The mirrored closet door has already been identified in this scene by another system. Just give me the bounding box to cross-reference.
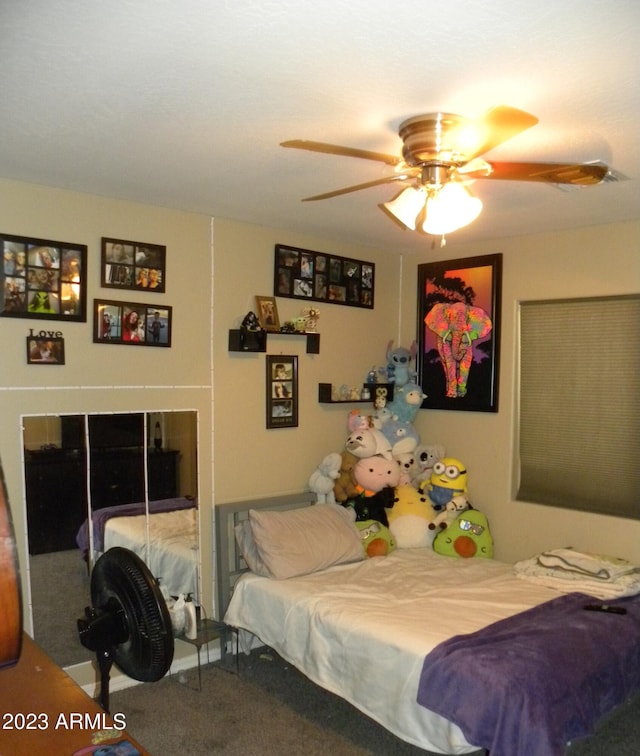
[22,410,199,668]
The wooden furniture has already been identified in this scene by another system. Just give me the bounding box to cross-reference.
[0,463,21,668]
[0,634,148,755]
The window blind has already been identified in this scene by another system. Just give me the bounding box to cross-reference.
[517,295,640,519]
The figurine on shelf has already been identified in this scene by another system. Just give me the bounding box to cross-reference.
[302,306,320,332]
[239,311,265,351]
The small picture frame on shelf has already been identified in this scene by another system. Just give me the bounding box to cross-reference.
[26,336,65,364]
[255,295,280,332]
[266,355,298,429]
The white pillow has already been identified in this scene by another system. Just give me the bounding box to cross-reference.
[236,503,364,580]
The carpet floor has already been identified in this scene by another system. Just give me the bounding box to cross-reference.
[109,647,640,756]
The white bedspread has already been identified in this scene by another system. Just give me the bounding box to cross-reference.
[224,548,571,754]
[104,508,199,598]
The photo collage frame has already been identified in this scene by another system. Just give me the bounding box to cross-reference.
[93,299,172,347]
[274,243,374,309]
[1,233,87,322]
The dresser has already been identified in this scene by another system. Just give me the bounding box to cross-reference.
[25,447,179,554]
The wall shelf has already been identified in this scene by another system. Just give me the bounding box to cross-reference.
[318,383,394,404]
[228,329,320,354]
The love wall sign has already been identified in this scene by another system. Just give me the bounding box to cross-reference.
[25,328,66,365]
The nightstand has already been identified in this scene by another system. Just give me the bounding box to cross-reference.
[179,617,238,689]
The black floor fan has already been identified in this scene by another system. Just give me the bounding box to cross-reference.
[78,547,174,712]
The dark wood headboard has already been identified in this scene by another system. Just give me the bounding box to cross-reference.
[213,492,317,619]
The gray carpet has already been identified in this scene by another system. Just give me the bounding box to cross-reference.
[109,648,640,755]
[30,548,93,667]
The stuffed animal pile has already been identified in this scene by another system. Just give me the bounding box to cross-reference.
[308,341,494,559]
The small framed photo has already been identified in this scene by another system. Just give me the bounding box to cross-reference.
[26,336,65,364]
[266,355,298,429]
[93,299,172,347]
[101,237,166,293]
[255,295,280,332]
[1,232,87,322]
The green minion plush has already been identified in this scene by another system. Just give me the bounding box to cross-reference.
[433,508,493,559]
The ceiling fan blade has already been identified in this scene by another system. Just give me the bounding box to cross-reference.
[470,161,609,185]
[301,174,413,202]
[281,140,401,166]
[468,105,539,160]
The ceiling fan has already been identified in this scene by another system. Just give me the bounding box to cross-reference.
[281,105,609,237]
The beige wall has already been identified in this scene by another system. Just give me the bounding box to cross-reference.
[1,176,639,683]
[399,220,640,563]
[211,218,401,502]
[0,180,214,681]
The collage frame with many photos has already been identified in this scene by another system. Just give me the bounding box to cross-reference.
[101,237,166,293]
[274,243,374,309]
[1,233,87,321]
[94,299,172,347]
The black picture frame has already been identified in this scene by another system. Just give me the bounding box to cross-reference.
[1,233,87,322]
[93,299,172,347]
[417,253,502,413]
[26,336,65,365]
[274,243,374,309]
[266,355,298,428]
[101,237,166,293]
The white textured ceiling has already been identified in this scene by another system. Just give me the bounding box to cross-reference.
[1,1,638,254]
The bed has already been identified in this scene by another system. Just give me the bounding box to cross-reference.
[216,494,640,756]
[76,496,199,598]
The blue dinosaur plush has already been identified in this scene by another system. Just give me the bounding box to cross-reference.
[385,340,418,387]
[385,381,427,424]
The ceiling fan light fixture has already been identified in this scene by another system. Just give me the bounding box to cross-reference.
[382,185,426,230]
[422,182,482,235]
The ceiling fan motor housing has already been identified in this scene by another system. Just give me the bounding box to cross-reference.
[399,113,471,166]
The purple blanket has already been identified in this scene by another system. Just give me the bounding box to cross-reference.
[417,591,640,756]
[75,496,196,553]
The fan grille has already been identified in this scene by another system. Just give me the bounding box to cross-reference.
[91,547,173,682]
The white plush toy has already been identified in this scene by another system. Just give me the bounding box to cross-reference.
[308,452,342,504]
[345,427,392,460]
[428,494,470,531]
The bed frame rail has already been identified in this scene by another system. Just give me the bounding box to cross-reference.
[214,492,317,620]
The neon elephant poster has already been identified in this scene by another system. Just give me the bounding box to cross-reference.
[417,253,502,412]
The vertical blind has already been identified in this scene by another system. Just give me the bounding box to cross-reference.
[517,295,640,519]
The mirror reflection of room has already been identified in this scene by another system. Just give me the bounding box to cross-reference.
[23,410,199,669]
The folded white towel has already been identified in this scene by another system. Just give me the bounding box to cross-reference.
[514,548,640,599]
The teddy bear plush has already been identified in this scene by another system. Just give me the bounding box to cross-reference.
[386,483,436,548]
[411,443,446,489]
[308,452,342,505]
[345,427,392,460]
[428,494,470,530]
[344,454,400,526]
[380,418,420,457]
[393,449,417,486]
[385,340,418,387]
[333,450,360,503]
[433,508,493,559]
[385,381,427,424]
[355,519,396,557]
[420,457,467,511]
